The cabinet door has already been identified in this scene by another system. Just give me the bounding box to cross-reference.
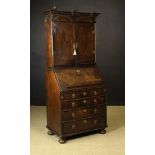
[76,23,95,64]
[53,20,74,65]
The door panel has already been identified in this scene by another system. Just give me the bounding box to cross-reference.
[76,23,95,64]
[53,22,74,65]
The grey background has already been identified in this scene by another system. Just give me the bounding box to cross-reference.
[30,0,125,105]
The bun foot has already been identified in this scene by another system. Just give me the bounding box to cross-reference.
[99,129,106,134]
[47,130,55,135]
[58,138,66,144]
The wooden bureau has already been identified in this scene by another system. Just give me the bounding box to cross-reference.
[44,8,107,143]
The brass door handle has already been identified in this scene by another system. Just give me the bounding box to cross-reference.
[75,42,78,48]
[73,43,77,56]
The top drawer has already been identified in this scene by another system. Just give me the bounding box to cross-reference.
[61,88,90,100]
[61,86,105,100]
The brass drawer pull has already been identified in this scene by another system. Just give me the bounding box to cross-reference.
[72,112,75,118]
[94,91,97,95]
[83,92,87,96]
[94,108,97,113]
[93,98,97,103]
[83,100,87,104]
[72,124,75,129]
[83,109,87,112]
[83,120,87,124]
[72,93,75,98]
[94,120,98,124]
[72,102,75,107]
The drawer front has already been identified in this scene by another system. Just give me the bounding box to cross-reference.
[63,117,105,134]
[63,121,77,134]
[62,88,90,100]
[90,96,105,105]
[62,96,105,110]
[62,105,105,121]
[77,117,105,132]
[62,98,90,110]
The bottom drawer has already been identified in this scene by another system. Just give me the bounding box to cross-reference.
[62,117,105,135]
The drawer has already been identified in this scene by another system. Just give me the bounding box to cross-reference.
[62,105,105,121]
[62,96,105,110]
[61,88,90,100]
[90,86,105,96]
[90,96,105,105]
[77,117,105,132]
[63,117,105,134]
[62,98,90,110]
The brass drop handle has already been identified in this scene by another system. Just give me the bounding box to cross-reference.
[94,91,97,95]
[72,102,75,107]
[94,120,98,124]
[83,92,87,96]
[93,98,97,103]
[94,108,97,113]
[72,124,75,129]
[72,93,75,98]
[72,112,75,118]
[83,120,87,124]
[83,100,87,104]
[83,109,87,113]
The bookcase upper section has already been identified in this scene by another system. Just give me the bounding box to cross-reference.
[44,9,100,68]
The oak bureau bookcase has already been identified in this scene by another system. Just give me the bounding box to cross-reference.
[44,8,107,144]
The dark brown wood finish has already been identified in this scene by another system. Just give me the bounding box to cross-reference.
[44,9,107,144]
[76,23,95,64]
[44,16,53,68]
[53,21,75,65]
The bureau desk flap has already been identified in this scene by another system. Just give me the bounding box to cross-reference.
[54,66,104,89]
